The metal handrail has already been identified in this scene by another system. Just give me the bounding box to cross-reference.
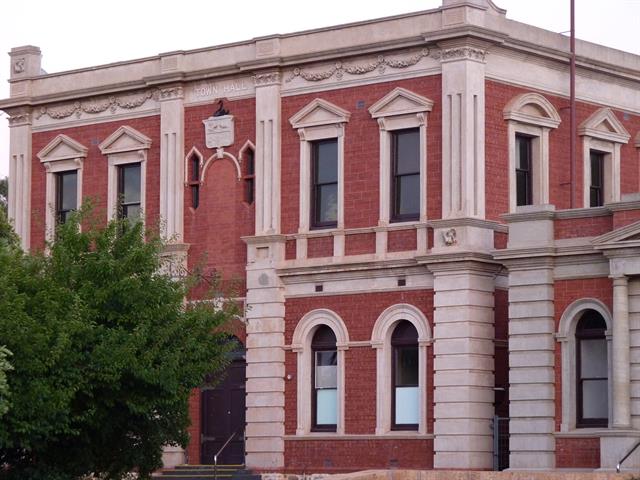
[616,438,640,473]
[214,428,239,480]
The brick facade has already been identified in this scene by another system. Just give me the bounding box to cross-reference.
[5,0,640,474]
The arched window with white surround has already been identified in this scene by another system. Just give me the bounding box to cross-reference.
[557,299,612,431]
[291,309,349,435]
[371,304,431,434]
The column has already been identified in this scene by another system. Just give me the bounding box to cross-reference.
[440,41,486,220]
[431,262,496,469]
[507,265,556,469]
[158,85,185,243]
[244,70,285,469]
[612,275,631,429]
[7,109,32,250]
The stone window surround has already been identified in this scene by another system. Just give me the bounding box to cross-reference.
[556,298,613,432]
[371,304,431,435]
[37,134,88,242]
[369,87,433,227]
[99,126,151,222]
[579,108,631,208]
[291,308,349,436]
[503,92,561,213]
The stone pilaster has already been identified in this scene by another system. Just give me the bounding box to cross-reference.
[612,275,631,429]
[428,258,497,470]
[7,108,32,251]
[158,84,185,243]
[244,70,285,470]
[244,237,285,470]
[254,72,281,235]
[496,207,556,470]
[439,40,486,220]
[506,264,556,469]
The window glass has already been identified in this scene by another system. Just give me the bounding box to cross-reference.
[118,163,141,220]
[56,171,77,224]
[576,310,608,427]
[244,149,255,205]
[312,325,337,430]
[590,151,604,207]
[312,139,338,228]
[516,135,532,206]
[391,321,419,429]
[392,128,420,221]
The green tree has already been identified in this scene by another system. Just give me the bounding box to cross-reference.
[0,346,12,418]
[0,176,7,216]
[0,209,234,480]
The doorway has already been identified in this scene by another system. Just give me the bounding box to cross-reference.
[201,347,246,465]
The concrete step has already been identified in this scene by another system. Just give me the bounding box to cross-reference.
[325,470,637,480]
[154,464,261,480]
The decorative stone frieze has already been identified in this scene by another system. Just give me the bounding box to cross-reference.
[254,72,281,87]
[159,86,184,101]
[35,88,159,120]
[435,46,487,63]
[286,49,431,83]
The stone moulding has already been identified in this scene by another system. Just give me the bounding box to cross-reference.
[35,88,160,120]
[286,48,432,83]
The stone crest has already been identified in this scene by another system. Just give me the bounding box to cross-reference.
[202,115,234,149]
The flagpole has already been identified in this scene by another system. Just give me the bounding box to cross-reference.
[570,0,576,208]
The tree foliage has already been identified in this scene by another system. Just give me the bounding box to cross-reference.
[0,209,235,479]
[0,176,7,216]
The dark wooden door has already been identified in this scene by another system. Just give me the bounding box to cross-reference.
[201,356,246,465]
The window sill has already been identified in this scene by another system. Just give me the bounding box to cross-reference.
[555,428,639,438]
[284,432,433,441]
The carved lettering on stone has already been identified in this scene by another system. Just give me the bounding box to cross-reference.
[203,115,234,149]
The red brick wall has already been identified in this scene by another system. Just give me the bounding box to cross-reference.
[554,215,612,240]
[388,229,417,252]
[187,389,202,464]
[30,116,161,251]
[184,98,256,289]
[284,290,434,443]
[345,232,375,256]
[554,278,613,431]
[307,236,333,258]
[281,76,442,235]
[613,209,640,230]
[556,437,600,469]
[485,80,640,219]
[283,438,434,472]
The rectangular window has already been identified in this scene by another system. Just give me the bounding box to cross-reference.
[391,128,420,222]
[189,155,200,210]
[516,134,533,206]
[590,151,604,208]
[118,163,141,220]
[55,170,78,224]
[311,139,338,229]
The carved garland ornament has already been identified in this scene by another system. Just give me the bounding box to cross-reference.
[35,88,160,120]
[286,48,431,83]
[434,47,487,62]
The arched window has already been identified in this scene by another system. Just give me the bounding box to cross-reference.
[391,321,419,430]
[576,310,608,428]
[312,325,337,432]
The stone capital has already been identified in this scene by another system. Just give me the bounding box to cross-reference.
[253,71,281,87]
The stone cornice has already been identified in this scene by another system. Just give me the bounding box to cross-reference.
[241,234,287,245]
[429,217,507,232]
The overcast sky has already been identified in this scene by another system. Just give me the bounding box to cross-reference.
[1,0,639,178]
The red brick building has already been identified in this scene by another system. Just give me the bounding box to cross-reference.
[3,0,640,472]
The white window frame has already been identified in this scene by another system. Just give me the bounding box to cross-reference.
[579,108,630,208]
[37,134,87,242]
[371,303,431,435]
[503,93,561,212]
[556,298,612,432]
[291,308,349,435]
[98,126,151,221]
[369,87,433,226]
[289,98,350,234]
